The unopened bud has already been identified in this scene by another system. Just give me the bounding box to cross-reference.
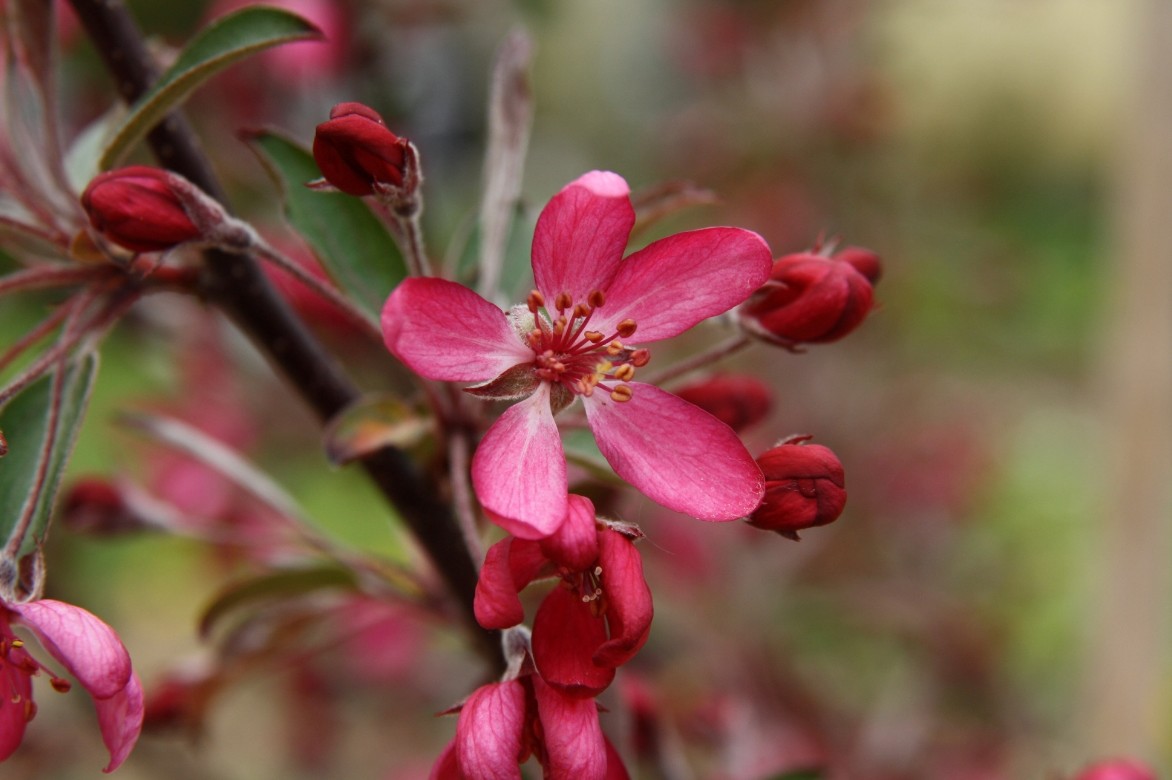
[834,245,882,283]
[737,249,877,348]
[81,166,202,253]
[747,437,846,539]
[1073,759,1158,780]
[60,478,143,535]
[312,102,417,204]
[674,374,772,432]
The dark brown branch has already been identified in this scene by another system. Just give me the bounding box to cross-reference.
[66,0,499,669]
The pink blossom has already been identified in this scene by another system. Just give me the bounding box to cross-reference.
[474,495,652,698]
[431,672,628,780]
[383,171,771,537]
[0,599,143,772]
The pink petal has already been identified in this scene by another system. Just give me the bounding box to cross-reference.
[96,672,143,773]
[0,662,32,762]
[593,529,652,668]
[539,494,600,572]
[532,587,614,698]
[507,539,554,589]
[583,383,764,520]
[472,386,568,538]
[456,680,526,780]
[533,675,607,780]
[13,600,131,700]
[429,739,465,780]
[591,228,772,343]
[474,539,526,630]
[603,735,632,780]
[532,171,633,305]
[381,277,532,382]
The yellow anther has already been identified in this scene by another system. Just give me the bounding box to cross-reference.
[584,330,604,343]
[610,385,633,403]
[613,364,635,381]
[606,341,624,356]
[10,640,22,649]
[593,565,603,576]
[573,303,591,319]
[588,289,606,308]
[527,290,545,312]
[555,292,573,311]
[596,360,613,374]
[616,319,637,338]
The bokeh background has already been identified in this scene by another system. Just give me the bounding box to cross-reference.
[3,0,1169,777]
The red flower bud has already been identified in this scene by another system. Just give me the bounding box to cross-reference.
[738,250,876,348]
[1073,759,1158,780]
[80,166,202,253]
[748,437,846,539]
[833,245,882,283]
[674,374,773,432]
[312,102,411,197]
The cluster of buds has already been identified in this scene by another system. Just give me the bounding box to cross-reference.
[311,102,421,216]
[738,244,881,349]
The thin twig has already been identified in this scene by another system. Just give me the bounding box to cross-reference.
[641,333,752,387]
[447,431,484,567]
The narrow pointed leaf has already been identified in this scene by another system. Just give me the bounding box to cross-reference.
[198,565,358,639]
[245,130,405,318]
[323,395,432,466]
[0,352,98,554]
[99,7,323,169]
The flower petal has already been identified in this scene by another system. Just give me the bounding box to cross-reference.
[591,228,772,343]
[430,739,465,780]
[382,277,532,382]
[0,661,32,762]
[603,735,632,780]
[472,386,568,538]
[539,494,600,572]
[533,675,607,780]
[584,383,764,520]
[532,586,614,698]
[474,539,526,630]
[456,680,526,780]
[13,600,131,700]
[593,529,652,668]
[96,672,144,773]
[532,171,633,304]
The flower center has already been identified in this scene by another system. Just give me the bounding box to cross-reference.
[524,289,649,403]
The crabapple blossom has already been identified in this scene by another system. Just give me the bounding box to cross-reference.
[313,102,414,198]
[80,166,202,253]
[747,436,846,540]
[1073,759,1159,780]
[0,599,143,772]
[474,495,652,697]
[382,171,771,537]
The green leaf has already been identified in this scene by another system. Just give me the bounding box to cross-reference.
[245,130,406,318]
[323,395,432,467]
[0,352,99,555]
[99,7,322,169]
[199,565,358,639]
[764,769,825,780]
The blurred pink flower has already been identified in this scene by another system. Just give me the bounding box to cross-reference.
[1074,759,1158,780]
[383,171,770,537]
[0,599,143,772]
[474,495,652,698]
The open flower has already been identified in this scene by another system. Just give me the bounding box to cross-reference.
[0,599,143,772]
[382,171,771,537]
[474,495,652,698]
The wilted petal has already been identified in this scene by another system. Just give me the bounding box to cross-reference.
[532,171,633,304]
[532,587,614,698]
[95,672,144,773]
[474,539,526,630]
[591,228,771,343]
[13,600,131,700]
[593,529,652,668]
[584,384,764,520]
[472,386,567,538]
[539,494,600,572]
[0,662,33,762]
[382,277,532,383]
[456,680,527,780]
[533,675,607,780]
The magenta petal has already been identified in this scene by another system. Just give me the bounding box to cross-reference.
[532,587,614,698]
[472,386,568,538]
[603,735,632,780]
[381,277,532,382]
[474,539,525,630]
[533,675,607,780]
[0,662,32,762]
[593,529,652,668]
[539,494,600,572]
[584,384,764,520]
[13,600,131,700]
[456,680,526,780]
[532,171,634,304]
[96,672,143,773]
[430,739,465,780]
[591,227,772,343]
